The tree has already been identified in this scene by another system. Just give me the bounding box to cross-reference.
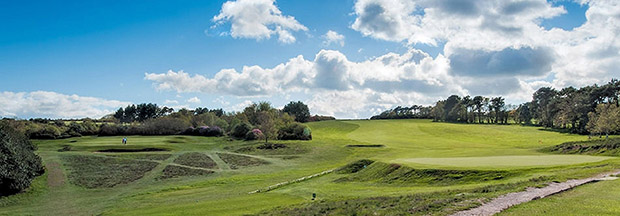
[257,111,277,143]
[490,97,505,124]
[532,87,558,127]
[472,96,484,123]
[0,121,45,196]
[516,102,532,125]
[444,95,461,122]
[282,101,311,123]
[587,103,620,138]
[462,96,472,123]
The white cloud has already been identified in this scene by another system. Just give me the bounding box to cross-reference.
[164,99,179,104]
[0,91,130,119]
[187,97,201,104]
[213,0,308,44]
[322,30,345,46]
[146,1,620,118]
[232,100,254,111]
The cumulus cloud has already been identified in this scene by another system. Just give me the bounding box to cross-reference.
[322,30,345,46]
[187,97,201,104]
[351,0,565,49]
[0,91,130,119]
[449,47,555,77]
[164,99,179,104]
[145,48,469,118]
[145,0,620,118]
[213,0,308,43]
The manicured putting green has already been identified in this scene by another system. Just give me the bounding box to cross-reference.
[393,155,612,168]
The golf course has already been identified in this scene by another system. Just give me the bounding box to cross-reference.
[1,119,618,215]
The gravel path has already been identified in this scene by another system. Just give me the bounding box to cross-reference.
[451,170,620,216]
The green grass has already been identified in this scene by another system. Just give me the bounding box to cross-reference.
[173,152,218,169]
[160,165,215,179]
[1,119,619,215]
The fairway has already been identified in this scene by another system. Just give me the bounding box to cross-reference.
[2,119,619,215]
[394,155,612,169]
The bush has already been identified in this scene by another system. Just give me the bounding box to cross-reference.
[139,117,190,135]
[206,126,224,137]
[278,122,312,140]
[0,122,45,196]
[245,129,263,141]
[231,122,252,139]
[28,124,62,139]
[98,124,124,136]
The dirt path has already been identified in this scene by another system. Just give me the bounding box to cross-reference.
[451,171,620,216]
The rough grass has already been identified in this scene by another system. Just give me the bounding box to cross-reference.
[261,176,552,216]
[336,159,375,174]
[159,165,215,180]
[61,155,158,188]
[336,162,511,185]
[217,153,269,169]
[173,152,218,169]
[106,153,172,161]
[543,137,620,156]
[234,142,309,155]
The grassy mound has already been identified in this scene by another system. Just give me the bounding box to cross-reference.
[97,148,169,153]
[159,165,214,179]
[336,162,509,185]
[543,138,620,156]
[336,159,375,174]
[217,153,269,169]
[106,154,172,161]
[173,152,218,169]
[234,142,309,155]
[61,155,158,188]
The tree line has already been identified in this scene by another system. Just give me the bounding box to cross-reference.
[371,79,620,136]
[3,101,333,141]
[370,105,433,119]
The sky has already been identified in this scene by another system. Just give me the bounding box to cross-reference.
[0,0,618,119]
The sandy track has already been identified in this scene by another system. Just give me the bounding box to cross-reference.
[451,171,620,216]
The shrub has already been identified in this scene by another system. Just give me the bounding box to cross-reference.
[139,117,190,135]
[245,128,263,140]
[28,124,62,139]
[231,122,252,139]
[278,122,312,140]
[98,124,124,136]
[206,126,224,137]
[0,122,44,196]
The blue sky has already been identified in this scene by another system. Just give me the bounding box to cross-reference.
[1,0,618,119]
